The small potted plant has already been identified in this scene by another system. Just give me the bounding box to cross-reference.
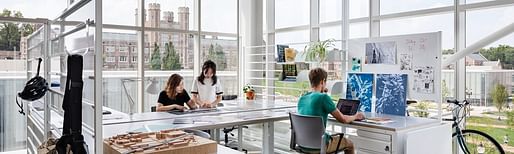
[243,84,255,100]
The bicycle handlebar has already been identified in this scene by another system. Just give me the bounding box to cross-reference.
[446,99,469,106]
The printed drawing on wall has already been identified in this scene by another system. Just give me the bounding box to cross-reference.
[400,53,412,70]
[346,73,374,112]
[412,66,434,94]
[376,74,407,116]
[351,57,362,72]
[365,41,397,64]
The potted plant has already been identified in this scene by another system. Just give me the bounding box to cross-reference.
[243,84,255,100]
[303,39,335,63]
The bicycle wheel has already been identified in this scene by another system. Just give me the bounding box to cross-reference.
[452,129,505,154]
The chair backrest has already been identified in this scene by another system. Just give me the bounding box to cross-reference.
[289,112,326,149]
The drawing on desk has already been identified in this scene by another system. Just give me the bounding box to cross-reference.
[412,66,434,94]
[376,74,407,116]
[346,73,374,112]
[362,117,393,124]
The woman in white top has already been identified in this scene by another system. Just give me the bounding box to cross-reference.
[191,60,223,108]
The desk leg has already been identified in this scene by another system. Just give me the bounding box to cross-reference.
[262,122,274,154]
[238,125,243,151]
[215,128,221,143]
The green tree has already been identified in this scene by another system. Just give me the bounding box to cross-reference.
[491,83,509,120]
[162,42,181,70]
[0,9,34,52]
[507,110,514,130]
[214,44,226,70]
[150,43,161,70]
[442,48,454,55]
[206,44,227,70]
[480,45,514,69]
[414,101,430,118]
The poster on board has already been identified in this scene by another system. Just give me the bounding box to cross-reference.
[412,66,435,94]
[346,73,374,112]
[376,74,407,116]
[400,53,413,70]
[365,41,397,64]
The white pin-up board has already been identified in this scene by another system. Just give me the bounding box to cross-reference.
[347,32,442,103]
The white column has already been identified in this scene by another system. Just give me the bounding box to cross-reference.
[240,0,264,98]
[94,0,104,153]
[137,0,145,113]
[194,0,201,78]
[310,0,320,42]
[369,0,380,37]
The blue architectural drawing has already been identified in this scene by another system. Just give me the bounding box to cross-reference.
[346,73,374,112]
[376,74,407,116]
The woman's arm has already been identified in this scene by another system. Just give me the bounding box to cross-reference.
[156,103,184,111]
[209,95,222,108]
[186,99,198,109]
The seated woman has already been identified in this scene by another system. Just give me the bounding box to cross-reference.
[156,74,197,112]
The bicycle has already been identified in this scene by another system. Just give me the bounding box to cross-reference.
[445,99,505,154]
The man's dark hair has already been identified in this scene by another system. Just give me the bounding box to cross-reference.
[309,68,328,87]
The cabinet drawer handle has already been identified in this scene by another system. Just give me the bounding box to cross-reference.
[385,146,390,151]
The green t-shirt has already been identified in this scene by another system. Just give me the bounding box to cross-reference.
[297,91,336,149]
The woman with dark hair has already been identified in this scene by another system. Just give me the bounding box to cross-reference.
[156,74,197,112]
[191,60,223,108]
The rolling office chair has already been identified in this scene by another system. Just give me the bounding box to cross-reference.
[219,95,249,152]
[289,112,344,154]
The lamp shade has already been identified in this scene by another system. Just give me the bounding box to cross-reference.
[326,80,344,96]
[145,78,159,95]
[296,70,310,83]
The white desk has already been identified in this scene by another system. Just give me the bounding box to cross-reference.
[329,112,452,154]
[27,100,296,154]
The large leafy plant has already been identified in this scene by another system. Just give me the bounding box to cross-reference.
[303,39,335,62]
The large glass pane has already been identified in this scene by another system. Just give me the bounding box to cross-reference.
[200,35,239,95]
[320,0,342,23]
[380,13,454,50]
[201,0,237,33]
[99,29,140,114]
[0,0,66,19]
[144,30,196,112]
[349,0,369,19]
[144,0,196,31]
[380,0,453,15]
[103,0,138,26]
[275,0,309,29]
[349,22,369,39]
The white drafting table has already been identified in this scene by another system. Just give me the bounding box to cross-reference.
[328,112,452,154]
[28,99,297,154]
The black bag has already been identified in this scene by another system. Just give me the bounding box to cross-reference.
[17,58,48,115]
[56,55,88,153]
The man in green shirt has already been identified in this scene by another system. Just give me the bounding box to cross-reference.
[298,68,365,154]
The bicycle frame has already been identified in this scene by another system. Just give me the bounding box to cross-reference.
[449,101,472,154]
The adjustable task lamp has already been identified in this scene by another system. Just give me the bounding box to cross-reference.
[121,78,159,115]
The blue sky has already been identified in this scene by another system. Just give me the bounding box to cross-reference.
[2,0,513,49]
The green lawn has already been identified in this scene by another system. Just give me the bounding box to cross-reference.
[483,111,508,117]
[466,125,514,147]
[467,116,507,126]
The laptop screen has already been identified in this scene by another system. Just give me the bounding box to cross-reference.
[336,99,360,115]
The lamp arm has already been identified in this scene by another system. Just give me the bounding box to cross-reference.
[121,80,136,114]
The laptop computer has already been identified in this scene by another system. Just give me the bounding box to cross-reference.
[336,99,360,115]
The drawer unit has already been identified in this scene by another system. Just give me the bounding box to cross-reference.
[349,130,392,154]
